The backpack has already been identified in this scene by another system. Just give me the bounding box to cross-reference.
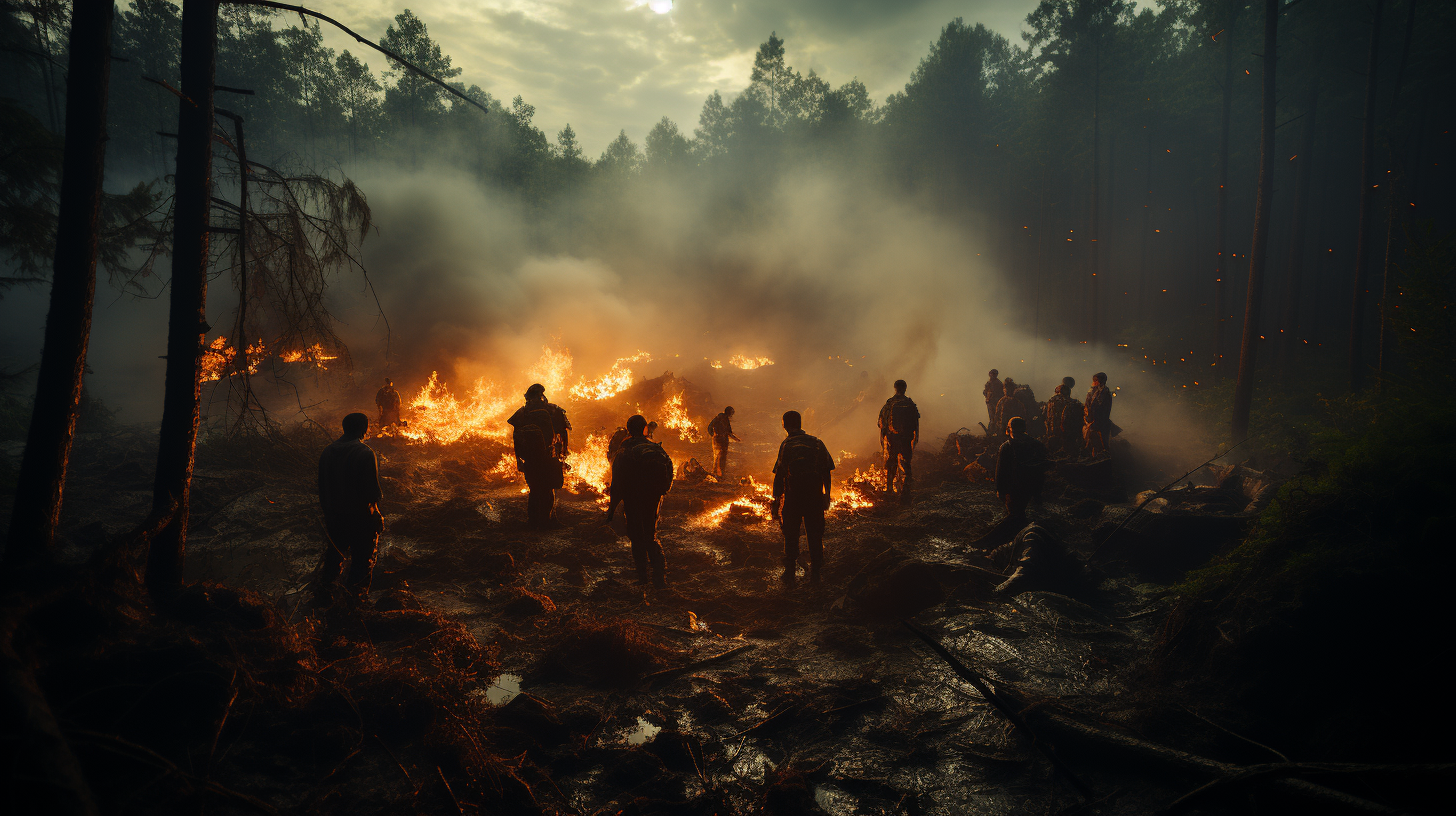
[887,397,917,437]
[512,405,555,463]
[618,440,674,497]
[781,435,830,494]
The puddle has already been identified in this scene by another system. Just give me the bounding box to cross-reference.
[624,717,661,745]
[483,673,521,705]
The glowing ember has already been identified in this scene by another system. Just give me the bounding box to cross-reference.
[488,454,517,478]
[661,393,702,443]
[728,354,774,370]
[709,360,723,369]
[199,336,318,382]
[569,350,651,401]
[200,336,235,382]
[401,372,514,445]
[696,475,774,527]
[832,465,883,512]
[564,433,612,503]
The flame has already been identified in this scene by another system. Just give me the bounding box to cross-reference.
[569,350,650,401]
[728,354,774,370]
[660,393,702,443]
[831,465,883,513]
[200,336,235,382]
[697,474,774,527]
[278,343,339,369]
[709,360,723,369]
[489,454,517,478]
[564,432,611,504]
[526,345,574,395]
[401,372,514,445]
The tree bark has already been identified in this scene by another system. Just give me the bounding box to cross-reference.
[1212,1,1236,378]
[1088,40,1101,345]
[1345,0,1386,393]
[147,0,219,602]
[4,0,115,571]
[1376,0,1419,391]
[1230,0,1278,440]
[1137,123,1152,322]
[1276,82,1318,373]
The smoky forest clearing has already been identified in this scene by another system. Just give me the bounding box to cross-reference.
[3,0,1455,814]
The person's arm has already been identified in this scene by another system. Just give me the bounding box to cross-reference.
[995,444,1011,497]
[770,449,784,519]
[822,446,833,510]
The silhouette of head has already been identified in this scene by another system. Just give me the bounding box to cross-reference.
[1093,372,1107,385]
[894,379,907,394]
[526,383,546,400]
[725,406,735,416]
[782,411,802,431]
[384,378,392,386]
[342,412,369,439]
[1054,384,1064,396]
[1063,376,1075,389]
[627,414,648,436]
[1007,416,1025,436]
[989,369,998,378]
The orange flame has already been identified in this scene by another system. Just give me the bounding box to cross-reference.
[564,432,612,503]
[526,345,573,395]
[278,343,338,369]
[660,393,701,443]
[569,350,650,401]
[728,354,774,370]
[401,372,514,445]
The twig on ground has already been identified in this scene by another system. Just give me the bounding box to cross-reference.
[640,643,756,687]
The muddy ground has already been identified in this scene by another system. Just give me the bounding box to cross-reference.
[4,424,1289,815]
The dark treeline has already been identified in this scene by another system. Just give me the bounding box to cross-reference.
[3,0,1454,389]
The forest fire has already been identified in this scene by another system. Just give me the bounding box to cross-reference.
[727,354,774,370]
[400,372,514,444]
[564,433,612,502]
[569,351,651,401]
[660,393,701,442]
[199,336,335,382]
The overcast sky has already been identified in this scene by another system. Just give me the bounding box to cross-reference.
[306,0,1049,156]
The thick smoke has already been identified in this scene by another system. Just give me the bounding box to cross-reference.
[321,159,1211,470]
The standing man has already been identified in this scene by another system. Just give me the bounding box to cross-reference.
[983,369,1003,432]
[607,414,674,588]
[375,378,402,428]
[770,410,834,584]
[707,406,740,479]
[1044,384,1071,454]
[877,380,920,503]
[993,377,1019,441]
[315,412,384,601]
[996,416,1049,525]
[1083,372,1113,457]
[508,383,571,527]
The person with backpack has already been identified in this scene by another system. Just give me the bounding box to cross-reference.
[770,410,835,584]
[607,414,674,587]
[877,380,920,503]
[706,406,740,479]
[996,415,1050,525]
[983,369,1003,432]
[1083,372,1114,457]
[507,383,571,527]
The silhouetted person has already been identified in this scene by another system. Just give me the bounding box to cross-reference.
[983,369,1003,432]
[996,416,1048,524]
[315,412,383,600]
[375,378,402,427]
[646,420,658,440]
[1046,377,1083,456]
[707,406,739,479]
[508,383,571,527]
[770,410,834,584]
[993,377,1018,441]
[1083,372,1113,457]
[607,414,674,587]
[878,380,919,502]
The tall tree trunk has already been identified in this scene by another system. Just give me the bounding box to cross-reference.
[1276,82,1319,373]
[1345,0,1386,393]
[1089,40,1101,344]
[1376,0,1419,391]
[1137,123,1152,322]
[4,0,115,571]
[1213,1,1236,378]
[147,0,219,602]
[1231,0,1278,440]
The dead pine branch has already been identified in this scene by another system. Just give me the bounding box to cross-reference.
[640,643,756,689]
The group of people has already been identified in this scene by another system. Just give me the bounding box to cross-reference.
[313,372,1108,599]
[982,369,1115,458]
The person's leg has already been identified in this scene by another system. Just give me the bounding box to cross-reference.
[805,505,825,580]
[780,502,802,581]
[315,522,347,595]
[883,437,898,493]
[346,531,379,595]
[644,496,666,586]
[899,444,914,504]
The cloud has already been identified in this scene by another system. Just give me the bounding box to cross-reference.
[307,0,1042,153]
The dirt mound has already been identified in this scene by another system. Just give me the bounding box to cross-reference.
[537,614,681,686]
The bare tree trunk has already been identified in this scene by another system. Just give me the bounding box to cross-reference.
[1377,0,1419,391]
[1231,0,1278,440]
[1345,0,1386,393]
[1089,40,1101,345]
[4,0,115,571]
[1276,82,1319,373]
[1137,123,1152,322]
[1212,1,1236,378]
[147,0,219,602]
